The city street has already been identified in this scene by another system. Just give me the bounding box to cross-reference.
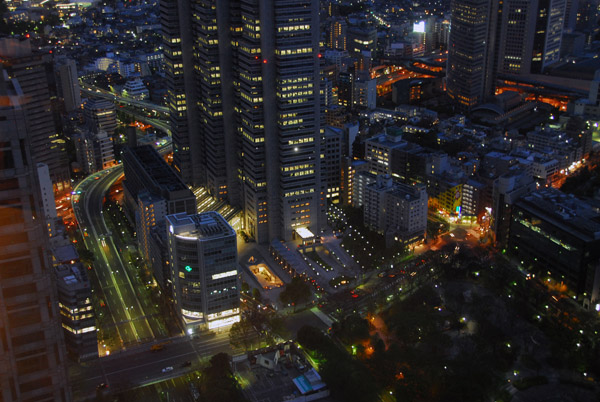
[69,332,233,400]
[73,168,161,351]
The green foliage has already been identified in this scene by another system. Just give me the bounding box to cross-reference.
[297,325,328,352]
[229,319,255,352]
[560,164,600,197]
[319,353,379,402]
[198,353,247,402]
[267,316,291,340]
[332,313,371,345]
[296,325,378,402]
[77,247,95,264]
[279,276,311,309]
[512,376,548,391]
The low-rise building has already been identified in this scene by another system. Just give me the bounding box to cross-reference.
[54,264,98,362]
[73,128,115,174]
[508,188,600,307]
[83,98,117,137]
[122,77,149,100]
[123,145,196,279]
[492,171,537,247]
[364,175,428,245]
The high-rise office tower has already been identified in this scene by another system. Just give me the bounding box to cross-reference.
[328,18,347,50]
[495,0,565,75]
[0,38,70,189]
[447,0,566,108]
[55,58,81,113]
[166,212,240,331]
[0,75,70,401]
[563,0,579,31]
[446,0,498,109]
[575,0,599,31]
[531,0,566,73]
[162,0,325,243]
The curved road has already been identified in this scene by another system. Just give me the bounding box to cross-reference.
[80,82,169,114]
[74,168,157,348]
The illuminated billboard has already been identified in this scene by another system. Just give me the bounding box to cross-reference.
[413,21,425,33]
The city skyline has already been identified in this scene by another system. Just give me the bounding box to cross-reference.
[0,0,600,400]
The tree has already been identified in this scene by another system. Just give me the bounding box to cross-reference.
[267,316,291,341]
[279,276,311,311]
[333,313,371,345]
[297,325,329,352]
[252,287,262,301]
[77,247,95,265]
[198,353,247,402]
[229,319,255,352]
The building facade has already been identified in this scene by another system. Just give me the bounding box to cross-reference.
[162,0,325,243]
[166,212,240,331]
[0,38,70,188]
[508,188,600,306]
[83,98,117,138]
[0,72,70,402]
[122,145,196,221]
[54,264,98,362]
[363,175,428,245]
[446,0,497,109]
[55,58,81,113]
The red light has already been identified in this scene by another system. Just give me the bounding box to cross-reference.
[352,294,359,298]
[263,59,267,64]
[318,53,322,58]
[25,34,30,38]
[254,55,259,60]
[49,50,52,54]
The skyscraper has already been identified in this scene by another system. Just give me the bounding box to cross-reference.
[0,38,70,189]
[446,0,497,109]
[162,0,325,243]
[55,58,81,113]
[328,18,347,50]
[495,0,565,75]
[531,0,566,73]
[447,0,566,108]
[0,74,70,402]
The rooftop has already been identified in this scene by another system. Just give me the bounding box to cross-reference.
[52,244,79,264]
[55,264,90,291]
[167,211,235,240]
[517,188,600,241]
[126,145,189,193]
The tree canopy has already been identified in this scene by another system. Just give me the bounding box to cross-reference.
[198,353,246,402]
[279,276,311,309]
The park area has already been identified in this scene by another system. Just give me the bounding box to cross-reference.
[297,245,600,402]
